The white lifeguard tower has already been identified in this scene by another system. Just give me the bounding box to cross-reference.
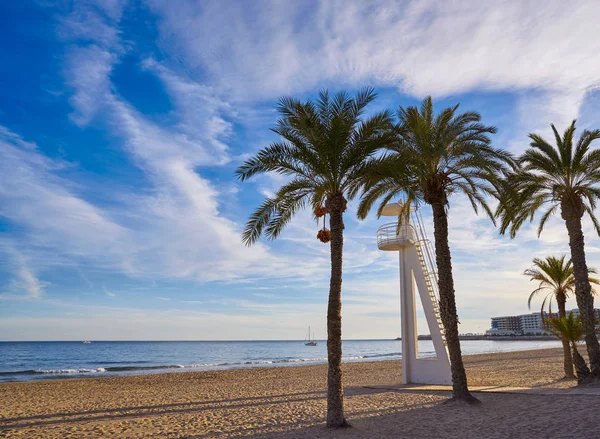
[377,202,451,385]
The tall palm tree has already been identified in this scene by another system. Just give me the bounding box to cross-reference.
[356,97,513,403]
[546,313,591,383]
[497,121,600,378]
[236,89,395,427]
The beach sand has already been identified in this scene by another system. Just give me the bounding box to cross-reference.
[1,348,597,438]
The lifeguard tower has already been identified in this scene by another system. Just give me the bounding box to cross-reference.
[377,202,451,385]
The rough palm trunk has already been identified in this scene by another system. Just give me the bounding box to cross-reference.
[431,202,479,403]
[561,202,600,377]
[571,344,591,383]
[325,194,348,428]
[556,293,575,379]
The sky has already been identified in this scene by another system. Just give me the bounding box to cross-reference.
[1,0,600,341]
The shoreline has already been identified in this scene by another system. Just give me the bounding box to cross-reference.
[0,345,569,386]
[0,345,572,388]
[418,335,558,341]
[0,340,564,383]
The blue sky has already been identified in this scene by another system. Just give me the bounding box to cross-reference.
[1,0,600,340]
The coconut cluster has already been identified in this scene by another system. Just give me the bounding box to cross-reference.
[314,205,330,243]
[314,206,327,218]
[317,228,331,243]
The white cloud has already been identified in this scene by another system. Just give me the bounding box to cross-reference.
[58,0,124,46]
[103,93,324,282]
[0,128,128,266]
[149,0,600,102]
[3,246,46,298]
[65,45,116,126]
[141,58,233,165]
[59,0,126,126]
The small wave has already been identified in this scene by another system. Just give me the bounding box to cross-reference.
[175,363,225,369]
[103,365,182,372]
[362,352,401,359]
[0,368,106,376]
[37,368,107,374]
[0,370,39,376]
[91,360,150,365]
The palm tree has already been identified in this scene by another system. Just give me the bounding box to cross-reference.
[546,313,591,383]
[357,97,513,403]
[497,121,600,378]
[235,89,395,427]
[524,256,582,379]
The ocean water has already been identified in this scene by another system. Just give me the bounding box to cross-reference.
[0,339,563,382]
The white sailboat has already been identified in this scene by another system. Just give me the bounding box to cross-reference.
[304,326,317,346]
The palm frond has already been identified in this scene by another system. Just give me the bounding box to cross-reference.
[242,197,280,246]
[357,96,509,226]
[238,89,390,244]
[524,255,578,314]
[498,120,600,239]
[546,312,584,344]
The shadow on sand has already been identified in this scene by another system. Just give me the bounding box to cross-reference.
[3,385,599,439]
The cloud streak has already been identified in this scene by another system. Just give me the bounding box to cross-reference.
[150,0,600,101]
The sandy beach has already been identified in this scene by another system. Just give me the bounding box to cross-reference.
[1,348,598,438]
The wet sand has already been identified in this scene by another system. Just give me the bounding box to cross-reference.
[1,348,596,438]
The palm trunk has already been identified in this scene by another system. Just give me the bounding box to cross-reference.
[571,343,591,383]
[325,194,348,428]
[431,202,479,403]
[556,293,575,379]
[561,203,600,377]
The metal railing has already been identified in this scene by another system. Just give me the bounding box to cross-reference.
[412,209,440,302]
[410,208,445,343]
[376,222,416,249]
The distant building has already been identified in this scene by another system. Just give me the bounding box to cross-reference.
[488,312,555,336]
[486,308,600,336]
[489,315,521,335]
[519,313,549,334]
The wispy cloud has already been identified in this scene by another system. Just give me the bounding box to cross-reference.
[150,1,600,101]
[14,252,45,298]
[59,0,126,126]
[0,127,127,266]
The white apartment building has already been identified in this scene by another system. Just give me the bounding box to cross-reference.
[519,313,548,335]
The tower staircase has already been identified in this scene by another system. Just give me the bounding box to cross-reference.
[376,201,451,385]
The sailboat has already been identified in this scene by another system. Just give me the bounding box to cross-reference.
[304,326,317,346]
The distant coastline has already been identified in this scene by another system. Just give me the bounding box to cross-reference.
[414,335,558,341]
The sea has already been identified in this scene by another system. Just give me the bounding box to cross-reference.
[0,339,563,383]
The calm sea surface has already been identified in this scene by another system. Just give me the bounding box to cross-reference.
[0,339,563,382]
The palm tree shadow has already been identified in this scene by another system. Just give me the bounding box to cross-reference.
[0,390,327,431]
[221,393,600,439]
[182,400,441,439]
[0,386,397,432]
